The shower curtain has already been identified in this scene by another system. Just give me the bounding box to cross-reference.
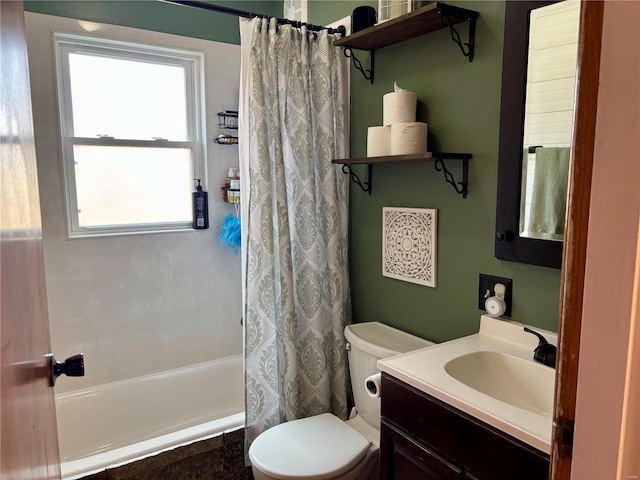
[238,18,351,450]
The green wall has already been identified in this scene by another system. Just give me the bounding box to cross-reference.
[24,1,282,44]
[308,0,374,24]
[309,1,562,342]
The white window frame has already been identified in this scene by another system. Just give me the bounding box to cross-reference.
[54,33,206,238]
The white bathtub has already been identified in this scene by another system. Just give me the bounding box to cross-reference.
[56,355,245,479]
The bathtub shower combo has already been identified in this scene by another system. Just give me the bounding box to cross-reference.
[56,355,244,479]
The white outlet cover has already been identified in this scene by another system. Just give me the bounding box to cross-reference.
[382,207,437,288]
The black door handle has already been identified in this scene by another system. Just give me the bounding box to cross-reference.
[47,353,84,386]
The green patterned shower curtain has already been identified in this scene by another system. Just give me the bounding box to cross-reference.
[239,18,351,450]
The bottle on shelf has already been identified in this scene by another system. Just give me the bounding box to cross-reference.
[230,172,240,204]
[224,168,235,203]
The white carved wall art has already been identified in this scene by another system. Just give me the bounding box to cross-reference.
[382,207,437,288]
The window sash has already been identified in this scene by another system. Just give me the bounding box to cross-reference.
[62,138,200,237]
[55,34,203,142]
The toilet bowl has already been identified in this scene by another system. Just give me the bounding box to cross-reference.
[249,322,434,480]
[249,413,378,480]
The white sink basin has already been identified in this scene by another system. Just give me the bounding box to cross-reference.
[377,315,558,453]
[444,351,555,416]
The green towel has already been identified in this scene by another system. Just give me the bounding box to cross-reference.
[528,147,571,237]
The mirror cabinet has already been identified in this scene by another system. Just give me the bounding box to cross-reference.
[495,0,580,269]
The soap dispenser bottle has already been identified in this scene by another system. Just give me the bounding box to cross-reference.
[192,179,209,229]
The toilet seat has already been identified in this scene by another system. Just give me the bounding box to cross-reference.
[249,413,371,480]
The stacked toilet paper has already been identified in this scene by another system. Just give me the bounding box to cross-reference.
[367,126,391,157]
[383,87,417,126]
[367,82,428,157]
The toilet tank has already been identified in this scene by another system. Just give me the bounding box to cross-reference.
[344,322,433,428]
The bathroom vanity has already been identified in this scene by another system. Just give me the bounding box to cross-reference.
[377,316,555,479]
[379,374,549,479]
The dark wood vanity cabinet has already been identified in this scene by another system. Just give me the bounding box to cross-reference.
[379,374,550,480]
[381,421,464,479]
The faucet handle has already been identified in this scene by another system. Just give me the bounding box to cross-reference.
[524,327,550,346]
[524,327,556,368]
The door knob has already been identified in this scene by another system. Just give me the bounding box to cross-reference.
[47,353,84,386]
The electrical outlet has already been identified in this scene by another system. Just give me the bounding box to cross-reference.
[478,274,513,317]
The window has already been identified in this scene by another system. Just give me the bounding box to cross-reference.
[54,33,205,237]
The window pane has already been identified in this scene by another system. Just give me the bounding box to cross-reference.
[73,145,193,228]
[68,53,189,140]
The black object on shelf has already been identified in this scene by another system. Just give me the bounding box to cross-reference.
[334,2,479,83]
[332,152,471,198]
[352,6,377,33]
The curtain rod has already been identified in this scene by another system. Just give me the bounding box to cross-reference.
[159,0,346,35]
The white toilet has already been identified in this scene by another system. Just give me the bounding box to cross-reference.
[249,322,434,480]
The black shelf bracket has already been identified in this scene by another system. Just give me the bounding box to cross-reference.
[336,153,470,197]
[434,156,468,198]
[343,48,375,84]
[439,12,476,62]
[341,164,372,195]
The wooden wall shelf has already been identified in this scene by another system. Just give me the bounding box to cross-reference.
[333,2,479,83]
[333,3,477,51]
[332,153,471,198]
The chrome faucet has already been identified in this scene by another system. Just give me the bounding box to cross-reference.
[524,327,557,368]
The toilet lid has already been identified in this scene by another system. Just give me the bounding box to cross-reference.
[249,413,371,480]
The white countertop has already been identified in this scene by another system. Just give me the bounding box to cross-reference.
[377,315,557,453]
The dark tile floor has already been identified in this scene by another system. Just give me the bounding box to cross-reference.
[79,428,251,480]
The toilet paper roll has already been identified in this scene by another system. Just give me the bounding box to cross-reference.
[367,126,391,157]
[391,122,428,155]
[365,372,382,399]
[383,91,417,126]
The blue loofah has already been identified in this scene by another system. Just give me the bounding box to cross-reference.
[219,214,241,255]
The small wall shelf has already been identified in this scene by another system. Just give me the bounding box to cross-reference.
[333,2,479,83]
[214,135,238,145]
[215,110,239,144]
[218,110,238,129]
[221,187,240,204]
[332,152,471,198]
